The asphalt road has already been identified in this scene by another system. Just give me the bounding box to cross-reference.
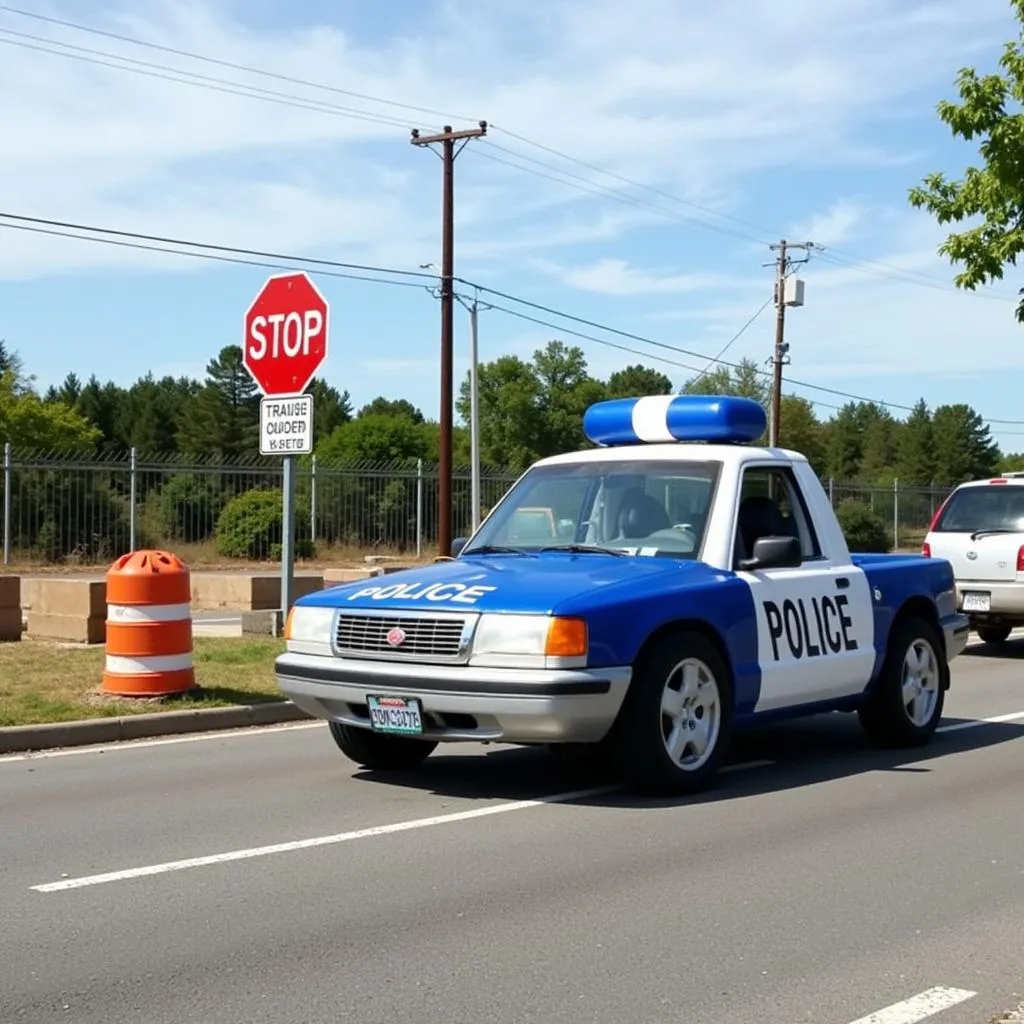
[3,636,1024,1024]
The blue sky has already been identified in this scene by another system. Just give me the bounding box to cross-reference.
[2,0,1024,450]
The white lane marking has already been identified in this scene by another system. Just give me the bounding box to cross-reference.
[846,986,976,1024]
[30,759,771,893]
[0,722,325,764]
[937,710,1024,733]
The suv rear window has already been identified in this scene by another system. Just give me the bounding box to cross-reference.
[933,484,1024,533]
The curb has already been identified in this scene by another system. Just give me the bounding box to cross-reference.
[0,700,314,754]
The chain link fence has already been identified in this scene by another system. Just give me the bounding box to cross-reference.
[0,443,952,566]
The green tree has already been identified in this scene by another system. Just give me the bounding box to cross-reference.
[931,403,1001,484]
[0,371,100,449]
[309,378,352,444]
[317,414,428,464]
[605,364,673,398]
[456,354,545,472]
[777,395,825,472]
[117,374,200,453]
[908,2,1024,319]
[681,358,770,406]
[896,399,936,485]
[858,405,900,484]
[177,346,259,458]
[358,396,423,422]
[533,340,607,456]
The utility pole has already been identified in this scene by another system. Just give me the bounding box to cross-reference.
[767,239,814,447]
[411,121,487,557]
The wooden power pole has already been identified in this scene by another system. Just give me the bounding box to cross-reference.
[411,121,487,557]
[768,239,814,447]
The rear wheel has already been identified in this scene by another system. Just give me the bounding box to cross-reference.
[608,630,733,796]
[328,721,438,770]
[858,615,946,748]
[977,624,1012,645]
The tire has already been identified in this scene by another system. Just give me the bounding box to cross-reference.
[328,721,438,771]
[977,624,1012,645]
[608,629,734,796]
[858,615,946,748]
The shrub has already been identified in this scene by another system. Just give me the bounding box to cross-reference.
[157,474,225,543]
[835,498,892,553]
[214,488,314,560]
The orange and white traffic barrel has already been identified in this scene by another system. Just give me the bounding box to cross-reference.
[101,549,195,696]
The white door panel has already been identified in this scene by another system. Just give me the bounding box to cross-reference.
[740,565,876,713]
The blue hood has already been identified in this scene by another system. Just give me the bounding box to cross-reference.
[302,552,724,616]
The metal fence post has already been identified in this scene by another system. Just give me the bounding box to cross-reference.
[416,458,423,558]
[129,446,137,552]
[310,454,317,543]
[828,477,834,505]
[2,442,10,566]
[893,477,899,550]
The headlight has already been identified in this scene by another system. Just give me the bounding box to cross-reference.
[283,605,335,650]
[471,614,588,668]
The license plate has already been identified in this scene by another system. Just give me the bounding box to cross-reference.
[367,695,423,735]
[962,592,991,612]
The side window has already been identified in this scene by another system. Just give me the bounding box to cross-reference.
[733,466,822,566]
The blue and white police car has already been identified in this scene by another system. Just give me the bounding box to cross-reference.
[276,395,969,795]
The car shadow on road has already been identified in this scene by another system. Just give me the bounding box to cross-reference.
[347,712,1024,810]
[961,637,1024,659]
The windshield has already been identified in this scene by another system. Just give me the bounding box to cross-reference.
[934,484,1024,533]
[463,458,722,559]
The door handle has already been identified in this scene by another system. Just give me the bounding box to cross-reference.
[836,576,850,589]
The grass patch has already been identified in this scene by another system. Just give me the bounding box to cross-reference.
[0,635,286,728]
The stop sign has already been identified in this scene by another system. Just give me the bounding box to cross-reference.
[243,271,330,396]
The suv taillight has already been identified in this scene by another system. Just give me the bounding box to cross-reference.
[1017,546,1024,573]
[922,541,931,557]
[927,495,951,533]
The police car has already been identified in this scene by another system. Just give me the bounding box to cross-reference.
[276,395,969,795]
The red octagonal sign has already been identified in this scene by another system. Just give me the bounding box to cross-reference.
[243,271,330,396]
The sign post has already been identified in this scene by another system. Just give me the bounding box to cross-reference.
[243,272,329,625]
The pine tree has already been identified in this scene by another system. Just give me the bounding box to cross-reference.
[896,399,935,485]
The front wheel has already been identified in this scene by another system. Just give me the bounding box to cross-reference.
[608,630,734,796]
[858,615,946,748]
[328,721,438,770]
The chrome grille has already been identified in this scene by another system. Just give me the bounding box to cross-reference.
[333,612,469,661]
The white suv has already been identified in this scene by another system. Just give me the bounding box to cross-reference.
[923,473,1024,644]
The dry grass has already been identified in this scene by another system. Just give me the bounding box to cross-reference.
[0,636,287,728]
[0,540,439,575]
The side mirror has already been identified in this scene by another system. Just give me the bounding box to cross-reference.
[738,535,802,572]
[450,536,468,557]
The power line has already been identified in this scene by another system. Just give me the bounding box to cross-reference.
[0,222,436,291]
[0,5,478,123]
[4,209,1024,427]
[0,33,423,131]
[3,8,1017,304]
[0,212,441,281]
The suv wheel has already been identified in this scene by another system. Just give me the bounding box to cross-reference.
[977,624,1012,645]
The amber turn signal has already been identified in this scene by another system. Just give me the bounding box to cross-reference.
[544,617,588,657]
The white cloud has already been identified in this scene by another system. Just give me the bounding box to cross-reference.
[791,200,868,248]
[528,257,753,297]
[0,0,1014,280]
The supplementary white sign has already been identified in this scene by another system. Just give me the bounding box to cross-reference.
[260,394,314,455]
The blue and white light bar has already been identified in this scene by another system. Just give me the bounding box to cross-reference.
[583,394,767,447]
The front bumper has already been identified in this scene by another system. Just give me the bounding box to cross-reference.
[275,651,633,744]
